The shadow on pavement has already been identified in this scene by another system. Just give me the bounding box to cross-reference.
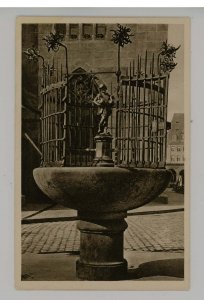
[127,258,184,280]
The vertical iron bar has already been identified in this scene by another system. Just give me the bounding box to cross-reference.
[131,61,135,165]
[55,91,57,163]
[124,73,128,164]
[44,93,47,164]
[110,81,113,135]
[91,78,94,164]
[61,63,67,166]
[149,53,154,163]
[118,85,122,164]
[47,64,50,163]
[134,57,139,166]
[142,51,147,165]
[138,55,141,164]
[127,62,131,165]
[56,59,60,162]
[50,88,53,162]
[151,53,155,163]
[115,84,119,165]
[120,82,123,164]
[41,93,44,165]
[155,74,161,166]
[163,74,169,164]
[74,81,77,166]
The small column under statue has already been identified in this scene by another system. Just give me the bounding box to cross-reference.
[92,84,114,167]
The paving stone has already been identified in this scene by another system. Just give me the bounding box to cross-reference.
[21,212,184,254]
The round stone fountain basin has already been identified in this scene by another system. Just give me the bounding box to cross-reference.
[33,166,171,280]
[33,167,171,213]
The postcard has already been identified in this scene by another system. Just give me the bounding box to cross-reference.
[15,16,190,290]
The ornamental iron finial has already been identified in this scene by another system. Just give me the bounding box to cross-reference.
[23,46,45,69]
[43,32,65,52]
[159,40,181,73]
[111,24,134,48]
[111,24,134,90]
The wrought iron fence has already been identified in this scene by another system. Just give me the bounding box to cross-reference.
[39,63,67,166]
[39,64,104,167]
[66,69,99,166]
[115,52,169,168]
[23,26,180,169]
[39,51,169,168]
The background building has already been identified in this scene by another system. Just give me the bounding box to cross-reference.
[166,113,184,185]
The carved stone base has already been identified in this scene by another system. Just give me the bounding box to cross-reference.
[94,134,114,167]
[76,260,127,281]
[76,212,128,280]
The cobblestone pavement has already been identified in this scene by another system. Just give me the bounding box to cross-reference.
[21,212,184,254]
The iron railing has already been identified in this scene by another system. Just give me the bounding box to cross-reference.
[39,65,67,166]
[39,52,169,168]
[115,52,169,168]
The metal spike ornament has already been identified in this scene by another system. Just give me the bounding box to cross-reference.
[23,46,45,67]
[111,24,134,87]
[159,40,181,73]
[43,32,64,52]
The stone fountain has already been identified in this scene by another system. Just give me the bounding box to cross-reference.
[33,87,171,281]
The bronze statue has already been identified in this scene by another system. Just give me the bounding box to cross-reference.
[93,84,114,134]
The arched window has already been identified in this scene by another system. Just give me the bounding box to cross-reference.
[67,68,100,166]
[169,169,177,183]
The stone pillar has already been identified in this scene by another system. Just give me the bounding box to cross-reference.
[93,134,114,167]
[76,211,128,280]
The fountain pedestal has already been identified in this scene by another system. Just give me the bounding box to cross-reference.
[33,132,171,281]
[33,166,171,280]
[93,134,114,167]
[76,211,128,280]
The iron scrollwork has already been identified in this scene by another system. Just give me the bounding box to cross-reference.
[159,40,181,73]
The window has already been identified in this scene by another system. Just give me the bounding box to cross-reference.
[177,156,181,162]
[171,155,175,162]
[171,146,175,152]
[82,24,93,39]
[95,24,106,39]
[177,146,181,152]
[69,24,79,40]
[172,134,177,142]
[54,24,66,36]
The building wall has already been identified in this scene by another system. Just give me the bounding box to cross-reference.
[166,113,184,165]
[22,24,43,202]
[166,113,184,183]
[37,23,168,95]
[166,144,184,164]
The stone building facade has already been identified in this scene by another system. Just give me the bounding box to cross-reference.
[166,113,184,184]
[37,23,168,95]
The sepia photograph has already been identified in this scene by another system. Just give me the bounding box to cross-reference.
[15,16,189,290]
